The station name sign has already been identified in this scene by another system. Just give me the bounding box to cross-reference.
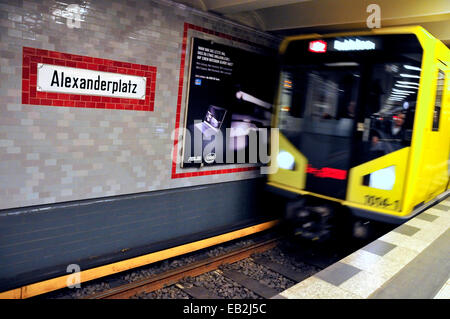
[37,63,147,99]
[22,47,157,111]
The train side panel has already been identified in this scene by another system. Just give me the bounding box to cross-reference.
[403,33,450,214]
[424,40,450,198]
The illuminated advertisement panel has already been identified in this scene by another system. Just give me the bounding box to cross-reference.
[181,38,278,168]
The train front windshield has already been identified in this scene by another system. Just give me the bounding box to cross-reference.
[278,34,423,199]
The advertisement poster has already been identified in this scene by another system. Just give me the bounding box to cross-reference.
[181,37,278,168]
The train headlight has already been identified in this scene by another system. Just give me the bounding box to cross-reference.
[277,151,295,170]
[369,165,396,190]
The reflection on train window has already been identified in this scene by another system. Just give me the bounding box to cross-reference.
[278,57,422,163]
[432,70,445,131]
[305,71,359,120]
[279,64,360,138]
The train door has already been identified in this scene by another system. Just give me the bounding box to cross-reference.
[278,64,361,199]
[426,66,447,198]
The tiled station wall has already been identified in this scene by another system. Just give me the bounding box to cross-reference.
[0,0,280,210]
[0,0,282,290]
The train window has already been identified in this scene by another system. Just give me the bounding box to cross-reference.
[278,65,360,138]
[432,70,445,131]
[363,60,420,163]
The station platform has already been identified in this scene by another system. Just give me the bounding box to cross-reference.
[274,197,450,299]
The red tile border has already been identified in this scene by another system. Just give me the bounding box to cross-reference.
[22,47,157,112]
[171,23,265,179]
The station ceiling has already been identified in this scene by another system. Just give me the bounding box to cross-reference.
[174,0,450,46]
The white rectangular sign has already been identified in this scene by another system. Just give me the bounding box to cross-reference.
[333,39,376,51]
[37,63,147,100]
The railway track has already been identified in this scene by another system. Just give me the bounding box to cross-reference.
[84,237,280,299]
[40,221,391,299]
[82,234,348,299]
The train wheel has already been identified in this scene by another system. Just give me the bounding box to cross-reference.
[284,197,352,242]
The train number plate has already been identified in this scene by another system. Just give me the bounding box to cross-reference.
[364,195,399,210]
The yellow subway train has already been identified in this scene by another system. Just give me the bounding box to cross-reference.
[268,26,449,240]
